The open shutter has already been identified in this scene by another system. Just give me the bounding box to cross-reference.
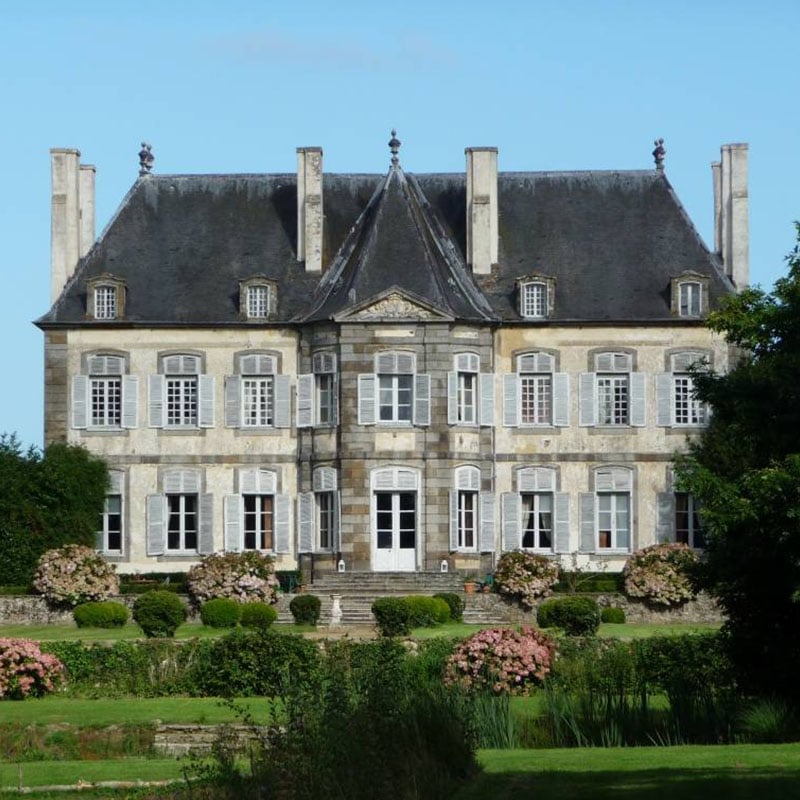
[447,372,458,424]
[331,376,339,425]
[449,490,459,551]
[71,375,89,429]
[579,493,595,552]
[332,491,341,551]
[656,492,675,544]
[198,376,215,428]
[121,376,138,429]
[146,494,166,555]
[629,372,647,427]
[479,373,494,427]
[358,374,376,425]
[273,375,291,428]
[554,493,570,553]
[414,374,431,425]
[274,494,291,553]
[198,494,214,553]
[552,373,570,427]
[579,374,596,426]
[296,374,314,428]
[502,374,518,427]
[479,492,495,553]
[148,375,165,428]
[297,493,314,553]
[94,529,104,551]
[656,373,672,427]
[223,495,242,552]
[224,376,241,428]
[501,493,521,551]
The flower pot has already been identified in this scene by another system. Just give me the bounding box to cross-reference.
[464,582,477,594]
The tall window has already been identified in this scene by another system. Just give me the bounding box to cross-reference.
[675,492,705,548]
[372,467,419,571]
[243,494,274,550]
[521,281,548,319]
[502,467,566,553]
[521,493,553,549]
[167,493,198,551]
[297,467,339,553]
[225,469,291,555]
[242,374,273,427]
[246,285,270,319]
[519,353,553,425]
[225,353,290,430]
[679,282,702,317]
[91,375,121,426]
[73,354,137,431]
[455,353,478,424]
[94,286,117,320]
[580,467,633,552]
[97,471,124,554]
[317,492,335,550]
[358,352,430,426]
[147,470,213,556]
[656,351,709,428]
[162,355,201,428]
[314,353,337,426]
[580,352,646,428]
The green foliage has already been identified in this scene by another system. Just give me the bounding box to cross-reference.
[288,593,321,625]
[493,551,560,610]
[200,598,242,628]
[600,606,626,624]
[275,570,301,593]
[537,596,600,636]
[554,572,624,594]
[371,596,412,637]
[0,435,109,586]
[73,601,129,628]
[404,595,450,628]
[433,592,465,622]
[239,601,278,629]
[132,591,187,638]
[739,698,798,743]
[118,573,188,594]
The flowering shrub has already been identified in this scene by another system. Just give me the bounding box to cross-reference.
[623,542,699,606]
[493,551,560,610]
[445,627,556,695]
[0,639,65,699]
[33,545,119,607]
[187,552,279,605]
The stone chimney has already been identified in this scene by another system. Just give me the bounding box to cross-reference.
[465,147,498,275]
[50,148,82,303]
[79,163,96,258]
[713,143,749,290]
[297,147,323,272]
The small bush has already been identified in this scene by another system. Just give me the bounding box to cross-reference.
[0,639,65,699]
[537,596,600,636]
[289,594,321,625]
[600,606,626,624]
[433,592,465,622]
[623,542,699,606]
[132,591,187,638]
[493,551,560,610]
[32,545,119,607]
[404,595,450,628]
[240,601,278,629]
[200,598,242,628]
[372,597,412,637]
[187,552,279,605]
[73,601,129,628]
[740,698,798,743]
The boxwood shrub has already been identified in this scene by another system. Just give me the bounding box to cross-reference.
[404,595,450,628]
[132,590,187,638]
[240,601,278,629]
[200,597,241,628]
[537,596,600,636]
[601,606,626,624]
[73,600,129,628]
[433,592,464,622]
[289,594,322,625]
[372,597,411,637]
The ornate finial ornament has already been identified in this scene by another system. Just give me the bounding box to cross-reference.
[652,138,666,172]
[138,142,155,176]
[388,129,401,167]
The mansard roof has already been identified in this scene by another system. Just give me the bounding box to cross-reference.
[38,160,731,327]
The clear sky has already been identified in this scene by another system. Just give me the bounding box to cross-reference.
[1,0,797,448]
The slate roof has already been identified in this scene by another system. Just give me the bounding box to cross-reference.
[38,162,731,327]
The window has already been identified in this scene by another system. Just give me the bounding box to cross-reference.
[239,278,276,320]
[224,469,291,554]
[447,353,494,426]
[225,353,291,430]
[679,282,702,317]
[72,354,138,431]
[521,282,547,318]
[656,352,709,428]
[580,467,633,552]
[656,486,705,549]
[372,468,419,571]
[521,493,553,549]
[503,353,569,427]
[147,470,213,556]
[580,352,646,427]
[96,471,124,554]
[167,493,198,551]
[358,352,430,426]
[149,354,214,430]
[86,275,125,320]
[94,286,117,319]
[246,285,270,319]
[317,492,336,550]
[502,467,568,552]
[296,353,338,428]
[243,494,273,550]
[298,467,340,553]
[449,466,494,552]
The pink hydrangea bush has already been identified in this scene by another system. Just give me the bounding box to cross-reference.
[623,542,699,606]
[33,544,119,607]
[445,627,556,695]
[187,552,279,605]
[493,551,560,610]
[0,639,65,700]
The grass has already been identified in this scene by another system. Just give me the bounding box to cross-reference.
[410,621,721,639]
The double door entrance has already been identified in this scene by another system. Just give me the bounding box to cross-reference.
[373,491,416,572]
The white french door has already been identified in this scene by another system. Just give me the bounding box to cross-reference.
[373,491,416,571]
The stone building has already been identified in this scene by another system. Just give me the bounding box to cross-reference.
[37,135,748,577]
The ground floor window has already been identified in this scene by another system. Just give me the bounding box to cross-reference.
[675,492,704,548]
[597,492,629,549]
[521,492,553,549]
[99,494,122,553]
[457,490,476,549]
[243,494,274,551]
[167,494,198,551]
[376,492,416,550]
[317,492,335,550]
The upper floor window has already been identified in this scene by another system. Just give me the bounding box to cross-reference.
[671,272,709,318]
[447,353,494,427]
[94,286,117,319]
[86,275,126,321]
[580,467,633,553]
[149,354,215,430]
[72,353,138,431]
[656,351,709,428]
[501,467,569,553]
[224,469,291,554]
[297,352,338,428]
[503,352,569,428]
[224,353,291,430]
[580,351,646,427]
[517,275,555,320]
[358,352,430,426]
[239,277,276,320]
[298,467,340,554]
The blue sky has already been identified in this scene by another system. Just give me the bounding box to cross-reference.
[1,0,798,448]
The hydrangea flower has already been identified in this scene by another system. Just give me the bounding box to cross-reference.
[187,552,279,604]
[623,542,699,606]
[493,551,560,610]
[0,639,65,700]
[33,545,119,607]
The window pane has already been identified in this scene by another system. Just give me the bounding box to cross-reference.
[458,373,476,423]
[598,375,628,425]
[167,377,198,426]
[242,377,273,427]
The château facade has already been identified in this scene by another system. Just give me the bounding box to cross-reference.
[37,135,749,577]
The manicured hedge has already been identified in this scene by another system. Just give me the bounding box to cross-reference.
[73,601,129,628]
[240,601,278,629]
[200,598,241,628]
[289,594,322,625]
[132,591,187,638]
[537,596,600,636]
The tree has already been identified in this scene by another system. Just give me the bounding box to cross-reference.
[676,224,800,701]
[0,434,109,586]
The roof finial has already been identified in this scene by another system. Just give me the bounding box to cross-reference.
[138,142,155,176]
[388,129,401,167]
[652,137,666,172]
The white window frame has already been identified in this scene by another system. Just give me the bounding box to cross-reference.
[96,471,124,555]
[149,354,214,430]
[94,285,118,320]
[242,493,275,551]
[580,352,646,428]
[358,352,430,427]
[297,466,340,554]
[656,352,709,428]
[580,467,633,553]
[503,352,569,428]
[246,284,270,319]
[147,470,213,556]
[675,492,705,549]
[224,469,291,555]
[166,492,199,552]
[520,492,554,550]
[73,355,138,431]
[678,281,702,317]
[520,281,548,319]
[242,375,274,427]
[224,354,290,430]
[502,467,569,553]
[447,353,494,427]
[166,375,198,428]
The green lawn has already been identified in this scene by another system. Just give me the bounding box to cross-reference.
[410,621,721,639]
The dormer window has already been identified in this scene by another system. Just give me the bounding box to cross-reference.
[671,272,709,318]
[86,275,125,320]
[240,277,275,320]
[517,275,555,319]
[95,286,117,319]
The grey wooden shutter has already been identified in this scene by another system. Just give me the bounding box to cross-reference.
[296,374,314,428]
[71,375,89,429]
[332,491,341,551]
[274,494,291,554]
[414,374,431,425]
[479,492,495,552]
[579,373,596,426]
[358,374,376,425]
[447,372,458,424]
[223,495,242,552]
[94,528,104,551]
[554,493,570,553]
[198,376,215,428]
[618,506,631,551]
[629,372,647,427]
[502,374,518,427]
[501,493,521,551]
[273,375,291,428]
[332,375,339,425]
[198,494,214,553]
[449,490,459,551]
[148,375,165,428]
[297,492,314,553]
[121,376,138,429]
[479,373,495,427]
[579,493,595,552]
[656,492,675,544]
[552,373,570,427]
[656,373,672,427]
[146,495,166,555]
[224,376,241,428]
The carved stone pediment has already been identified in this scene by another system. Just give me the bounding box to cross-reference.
[336,290,452,322]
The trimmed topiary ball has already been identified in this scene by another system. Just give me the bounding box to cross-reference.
[289,594,322,625]
[73,600,129,628]
[132,591,187,638]
[404,595,450,628]
[372,597,411,637]
[240,601,278,629]
[537,596,600,636]
[600,606,626,624]
[200,598,242,628]
[433,592,464,622]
